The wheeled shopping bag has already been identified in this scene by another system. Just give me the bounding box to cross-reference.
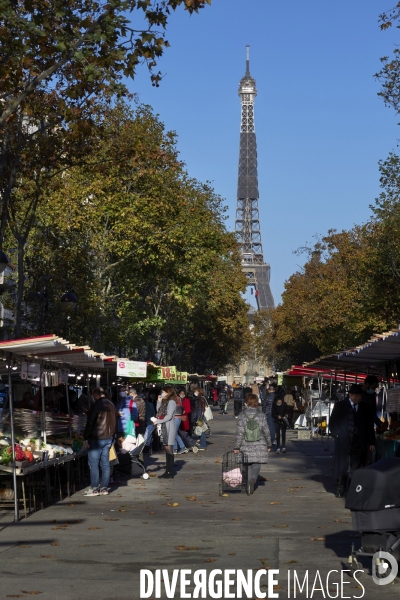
[219,450,250,496]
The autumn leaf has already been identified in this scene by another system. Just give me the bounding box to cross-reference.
[205,558,215,563]
[50,542,60,547]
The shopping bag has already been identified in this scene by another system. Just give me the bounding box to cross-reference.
[204,404,213,421]
[109,444,119,466]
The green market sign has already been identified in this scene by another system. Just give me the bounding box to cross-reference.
[164,372,188,385]
[147,366,177,382]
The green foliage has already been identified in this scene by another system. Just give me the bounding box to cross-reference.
[18,103,249,373]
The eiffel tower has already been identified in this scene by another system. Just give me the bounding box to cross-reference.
[235,46,274,311]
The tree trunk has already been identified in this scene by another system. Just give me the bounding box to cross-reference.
[13,237,25,339]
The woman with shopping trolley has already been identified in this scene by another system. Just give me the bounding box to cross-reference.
[234,393,272,494]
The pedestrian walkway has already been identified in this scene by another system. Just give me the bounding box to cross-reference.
[0,411,397,599]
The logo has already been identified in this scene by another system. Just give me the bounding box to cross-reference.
[356,485,362,492]
[372,551,398,585]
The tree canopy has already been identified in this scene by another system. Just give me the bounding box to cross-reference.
[3,102,249,373]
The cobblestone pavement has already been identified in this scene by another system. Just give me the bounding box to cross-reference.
[0,409,398,599]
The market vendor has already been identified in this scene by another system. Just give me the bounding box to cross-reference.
[330,383,376,498]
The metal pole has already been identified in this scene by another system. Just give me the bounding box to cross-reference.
[41,368,46,445]
[65,382,72,438]
[8,355,19,523]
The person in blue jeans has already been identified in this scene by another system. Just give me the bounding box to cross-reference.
[173,404,188,454]
[193,388,207,450]
[83,387,117,496]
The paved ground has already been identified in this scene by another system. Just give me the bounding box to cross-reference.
[0,409,398,599]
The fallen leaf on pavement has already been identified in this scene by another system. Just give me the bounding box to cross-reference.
[87,527,101,530]
[19,545,31,548]
[253,535,262,538]
[104,518,119,521]
[148,512,156,515]
[143,522,148,524]
[309,537,325,541]
[231,517,241,521]
[273,524,288,529]
[40,555,55,559]
[270,502,281,505]
[118,509,127,512]
[187,496,196,501]
[21,593,42,596]
[205,558,215,563]
[285,560,298,564]
[175,545,198,551]
[166,502,179,507]
[50,542,60,547]
[228,553,236,556]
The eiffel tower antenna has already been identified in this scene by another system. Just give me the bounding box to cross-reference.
[234,46,274,310]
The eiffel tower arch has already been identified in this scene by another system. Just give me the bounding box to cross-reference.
[235,46,274,311]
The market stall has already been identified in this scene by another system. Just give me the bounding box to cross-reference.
[0,335,110,522]
[291,328,400,450]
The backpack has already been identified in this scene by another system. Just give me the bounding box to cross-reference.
[244,412,261,442]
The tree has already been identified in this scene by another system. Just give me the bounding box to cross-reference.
[19,103,249,373]
[0,0,211,124]
[0,0,211,276]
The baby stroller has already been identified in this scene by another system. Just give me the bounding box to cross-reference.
[219,450,250,496]
[346,458,400,577]
[115,425,155,480]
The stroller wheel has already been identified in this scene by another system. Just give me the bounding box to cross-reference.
[142,473,150,480]
[246,483,251,496]
[219,483,223,497]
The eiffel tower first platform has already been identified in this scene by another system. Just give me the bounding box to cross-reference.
[234,46,274,311]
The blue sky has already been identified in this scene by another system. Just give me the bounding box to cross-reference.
[128,1,399,304]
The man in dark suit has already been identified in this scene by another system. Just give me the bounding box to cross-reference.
[330,383,376,498]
